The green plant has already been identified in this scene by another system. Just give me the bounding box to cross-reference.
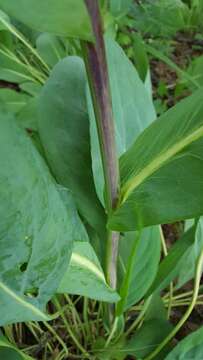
[1,1,203,359]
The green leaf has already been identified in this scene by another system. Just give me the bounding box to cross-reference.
[176,217,203,288]
[165,325,203,359]
[93,337,126,360]
[0,88,30,113]
[109,89,203,231]
[110,0,133,16]
[147,226,196,296]
[0,335,33,359]
[146,44,200,90]
[0,49,32,83]
[20,82,42,96]
[126,320,172,359]
[131,0,189,37]
[0,10,10,31]
[88,37,156,204]
[132,33,149,83]
[38,56,106,253]
[0,110,83,324]
[36,33,65,68]
[0,0,93,41]
[117,226,161,313]
[16,97,39,131]
[126,296,172,359]
[185,55,203,91]
[58,242,120,303]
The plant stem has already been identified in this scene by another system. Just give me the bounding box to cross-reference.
[82,0,120,289]
[125,296,152,337]
[43,321,69,355]
[159,226,173,319]
[53,298,90,358]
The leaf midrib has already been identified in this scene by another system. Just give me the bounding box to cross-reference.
[71,252,105,282]
[0,281,48,321]
[121,124,203,204]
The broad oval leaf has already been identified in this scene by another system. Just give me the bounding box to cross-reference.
[38,56,106,250]
[109,88,203,231]
[88,37,156,204]
[0,0,93,41]
[58,242,120,303]
[0,110,83,324]
[165,325,203,359]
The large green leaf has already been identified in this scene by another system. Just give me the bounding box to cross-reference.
[109,88,203,231]
[38,56,106,251]
[0,335,33,359]
[58,242,120,303]
[17,97,39,132]
[165,325,203,359]
[0,110,84,324]
[126,320,171,359]
[117,226,161,314]
[110,0,133,16]
[0,88,30,113]
[88,37,156,204]
[36,33,66,68]
[0,0,93,41]
[126,296,172,359]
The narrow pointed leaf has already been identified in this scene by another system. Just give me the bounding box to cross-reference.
[109,89,203,231]
[117,226,161,313]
